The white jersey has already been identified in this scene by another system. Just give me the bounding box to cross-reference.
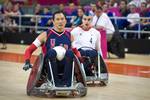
[71,26,101,52]
[92,13,115,34]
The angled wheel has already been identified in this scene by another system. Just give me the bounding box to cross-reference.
[75,82,87,97]
[100,80,108,86]
[74,55,87,87]
[99,54,109,85]
[99,54,108,73]
[26,53,44,96]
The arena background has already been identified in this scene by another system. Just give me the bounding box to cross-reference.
[0,0,150,100]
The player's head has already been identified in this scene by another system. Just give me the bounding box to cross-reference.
[52,11,67,31]
[82,12,92,28]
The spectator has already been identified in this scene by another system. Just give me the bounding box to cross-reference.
[119,0,130,17]
[65,3,77,16]
[140,2,149,17]
[92,6,115,42]
[126,4,140,30]
[30,4,42,33]
[39,7,52,29]
[34,4,42,15]
[89,3,97,16]
[108,0,118,8]
[92,6,116,58]
[146,0,150,8]
[59,3,65,12]
[126,4,140,38]
[2,0,17,33]
[140,2,150,32]
[65,3,78,27]
[102,3,115,25]
[0,7,7,49]
[96,0,105,8]
[117,0,130,30]
[72,7,85,27]
[107,0,121,20]
[11,3,22,15]
[2,0,13,14]
[9,3,22,32]
[128,0,146,7]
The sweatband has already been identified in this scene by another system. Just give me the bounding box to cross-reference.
[24,43,37,61]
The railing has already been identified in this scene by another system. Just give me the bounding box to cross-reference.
[0,14,150,39]
[109,16,150,39]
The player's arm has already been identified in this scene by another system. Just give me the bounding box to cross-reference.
[71,33,74,43]
[71,33,78,54]
[71,31,83,62]
[23,31,47,71]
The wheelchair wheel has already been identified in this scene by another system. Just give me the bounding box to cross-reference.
[26,53,44,96]
[75,82,87,97]
[78,47,109,85]
[74,55,87,87]
[99,54,108,73]
[100,80,108,86]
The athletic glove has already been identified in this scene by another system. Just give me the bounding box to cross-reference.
[72,48,84,63]
[23,59,32,71]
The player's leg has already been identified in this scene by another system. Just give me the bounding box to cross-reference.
[46,49,59,86]
[79,49,97,76]
[63,49,74,87]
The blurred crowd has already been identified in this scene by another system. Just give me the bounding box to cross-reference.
[0,0,150,36]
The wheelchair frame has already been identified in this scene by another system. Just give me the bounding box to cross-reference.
[78,47,109,86]
[26,53,87,97]
[85,54,109,86]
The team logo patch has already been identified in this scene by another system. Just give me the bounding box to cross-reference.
[50,39,55,48]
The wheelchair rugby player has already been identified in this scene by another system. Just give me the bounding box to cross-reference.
[23,11,87,97]
[71,13,109,86]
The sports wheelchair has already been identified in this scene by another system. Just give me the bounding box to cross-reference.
[26,53,87,97]
[78,47,109,86]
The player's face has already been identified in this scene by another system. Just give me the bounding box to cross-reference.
[53,13,67,31]
[82,15,92,27]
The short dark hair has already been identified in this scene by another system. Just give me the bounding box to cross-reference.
[84,11,90,16]
[120,0,127,5]
[141,2,147,7]
[52,11,66,20]
[96,6,103,10]
[78,7,85,13]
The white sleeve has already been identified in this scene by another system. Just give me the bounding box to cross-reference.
[70,28,77,37]
[96,14,106,27]
[33,38,41,47]
[98,14,115,33]
[70,29,74,36]
[107,16,115,33]
[70,28,77,48]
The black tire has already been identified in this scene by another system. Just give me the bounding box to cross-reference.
[80,87,87,97]
[26,53,44,96]
[99,54,108,73]
[100,80,108,86]
[75,82,87,97]
[74,55,87,87]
